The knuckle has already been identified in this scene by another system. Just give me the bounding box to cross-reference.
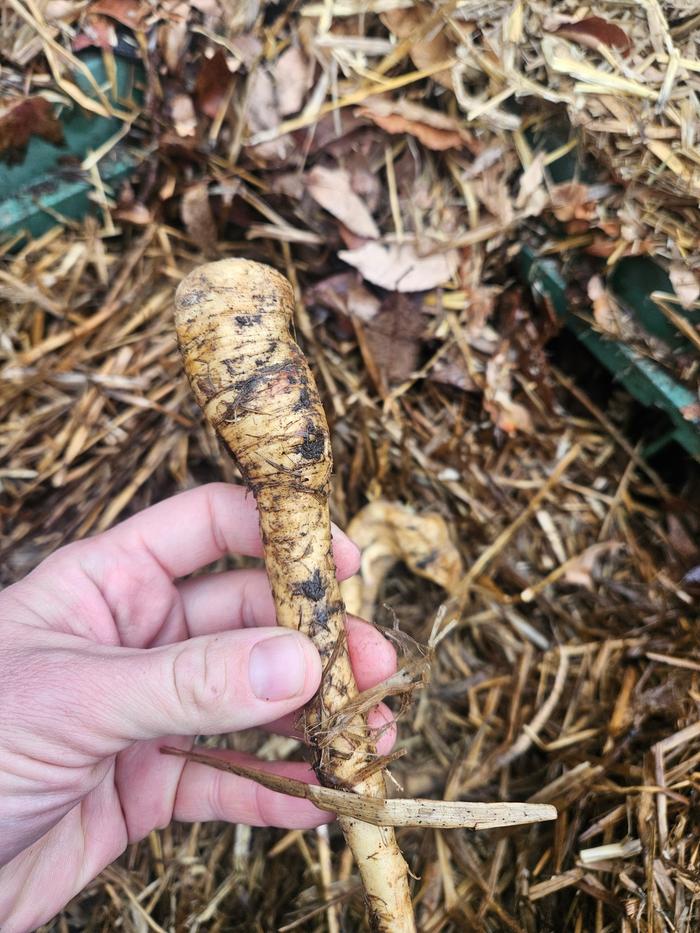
[205,487,229,558]
[171,639,230,721]
[254,780,276,827]
[43,538,95,579]
[206,766,227,822]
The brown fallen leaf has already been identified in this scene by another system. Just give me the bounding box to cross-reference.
[341,501,464,619]
[0,97,63,164]
[358,98,468,151]
[344,157,382,215]
[337,225,371,251]
[553,16,632,55]
[669,262,700,310]
[363,293,426,385]
[88,0,147,29]
[159,2,189,74]
[246,68,292,162]
[195,50,235,120]
[381,8,454,90]
[667,515,699,563]
[471,166,514,227]
[269,171,304,201]
[338,242,458,292]
[181,183,217,249]
[302,109,368,156]
[562,542,625,589]
[305,272,381,323]
[246,67,279,133]
[306,165,380,240]
[274,45,314,117]
[228,32,262,68]
[429,347,476,392]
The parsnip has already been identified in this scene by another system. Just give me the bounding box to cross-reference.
[175,259,415,932]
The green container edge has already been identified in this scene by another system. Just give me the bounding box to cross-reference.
[0,50,143,243]
[520,247,700,460]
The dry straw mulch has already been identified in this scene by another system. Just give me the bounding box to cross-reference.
[2,1,700,931]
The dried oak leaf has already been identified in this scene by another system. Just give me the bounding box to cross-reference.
[246,68,278,133]
[303,112,372,160]
[246,68,292,162]
[0,98,63,164]
[553,16,632,55]
[305,272,380,323]
[341,501,464,619]
[338,226,369,251]
[160,2,189,74]
[343,156,382,214]
[363,293,425,384]
[88,0,147,28]
[274,45,313,117]
[381,8,454,90]
[667,515,699,563]
[429,347,476,392]
[358,98,466,151]
[562,542,624,589]
[228,33,262,68]
[339,242,458,292]
[195,49,235,120]
[306,165,380,240]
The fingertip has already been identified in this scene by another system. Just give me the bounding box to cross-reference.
[346,615,398,690]
[249,629,322,703]
[331,523,361,579]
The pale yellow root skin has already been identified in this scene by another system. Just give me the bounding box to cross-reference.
[175,259,415,932]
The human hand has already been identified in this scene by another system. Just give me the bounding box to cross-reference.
[0,484,397,932]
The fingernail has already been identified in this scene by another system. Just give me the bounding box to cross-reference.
[249,634,306,701]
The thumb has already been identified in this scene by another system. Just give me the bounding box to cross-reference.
[90,629,321,746]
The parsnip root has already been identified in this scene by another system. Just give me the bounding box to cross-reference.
[175,259,415,931]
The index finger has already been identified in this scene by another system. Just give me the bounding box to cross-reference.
[93,483,361,580]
